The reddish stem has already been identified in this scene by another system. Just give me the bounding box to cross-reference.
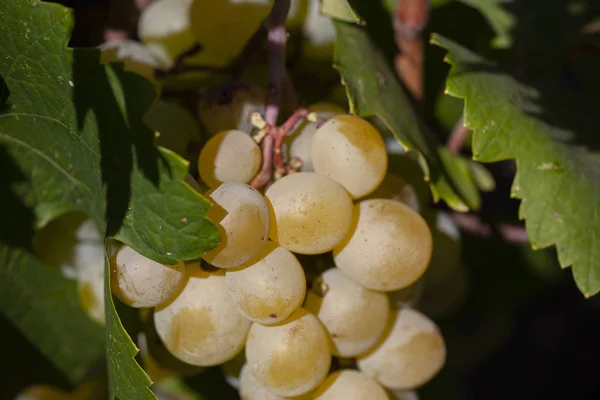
[273,108,309,174]
[251,0,291,189]
[450,212,529,244]
[394,0,430,101]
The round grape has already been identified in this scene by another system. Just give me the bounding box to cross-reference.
[245,308,331,396]
[202,182,270,269]
[198,129,261,188]
[305,268,390,357]
[137,0,196,68]
[226,242,306,324]
[110,245,186,308]
[154,265,251,366]
[265,172,353,255]
[357,308,446,390]
[333,199,432,291]
[312,115,388,199]
[286,103,345,172]
[313,369,390,400]
[239,363,312,400]
[143,99,202,162]
[198,84,266,135]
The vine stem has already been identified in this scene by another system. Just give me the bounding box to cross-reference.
[450,212,529,244]
[394,0,430,101]
[252,0,291,189]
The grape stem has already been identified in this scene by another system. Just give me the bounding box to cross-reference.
[449,211,529,244]
[251,0,292,189]
[393,0,430,101]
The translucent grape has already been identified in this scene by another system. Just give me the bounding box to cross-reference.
[143,100,202,162]
[312,115,388,199]
[154,265,251,366]
[265,172,353,255]
[239,363,312,400]
[333,199,432,291]
[198,84,266,135]
[110,245,186,308]
[202,182,270,268]
[305,268,389,357]
[357,308,446,390]
[137,0,196,68]
[190,0,274,67]
[313,370,390,400]
[226,242,306,324]
[287,0,335,60]
[198,129,261,188]
[391,390,420,400]
[34,213,107,323]
[245,308,331,396]
[286,103,345,172]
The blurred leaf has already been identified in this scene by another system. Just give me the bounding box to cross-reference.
[456,0,514,48]
[433,34,600,297]
[322,0,363,23]
[0,0,220,395]
[0,248,103,383]
[334,21,480,211]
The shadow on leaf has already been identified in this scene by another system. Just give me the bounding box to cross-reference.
[0,144,35,250]
[72,50,167,236]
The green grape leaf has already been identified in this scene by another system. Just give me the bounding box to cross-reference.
[0,0,219,394]
[104,252,155,400]
[334,21,480,211]
[456,0,514,48]
[432,34,600,297]
[0,246,104,383]
[321,0,363,24]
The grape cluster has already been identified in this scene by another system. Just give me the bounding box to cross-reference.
[110,101,447,399]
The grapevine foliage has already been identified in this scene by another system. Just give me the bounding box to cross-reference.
[333,19,481,211]
[0,0,218,397]
[433,34,600,297]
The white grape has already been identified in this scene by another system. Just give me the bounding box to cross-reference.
[287,0,336,60]
[143,100,202,162]
[265,172,353,255]
[138,0,196,68]
[391,390,420,400]
[333,199,432,291]
[99,39,158,81]
[198,129,261,188]
[305,268,389,357]
[190,0,274,67]
[34,214,106,324]
[226,242,306,324]
[286,103,345,172]
[154,265,251,366]
[313,369,390,400]
[245,308,331,396]
[198,84,266,135]
[239,363,312,400]
[110,245,186,308]
[312,115,388,199]
[202,182,270,268]
[357,308,446,390]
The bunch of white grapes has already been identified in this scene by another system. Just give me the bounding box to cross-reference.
[109,99,447,399]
